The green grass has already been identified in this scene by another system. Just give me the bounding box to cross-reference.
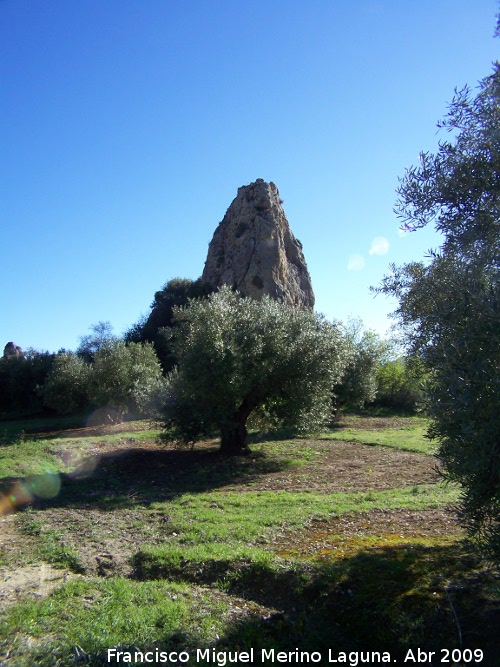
[0,415,84,444]
[134,484,460,577]
[0,438,64,479]
[0,429,160,481]
[153,484,458,546]
[321,420,435,454]
[48,428,161,448]
[248,439,319,464]
[1,578,228,666]
[1,415,498,666]
[3,545,497,666]
[16,511,84,572]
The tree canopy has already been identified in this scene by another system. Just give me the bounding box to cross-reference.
[0,349,55,417]
[125,278,212,372]
[376,59,500,560]
[77,321,117,362]
[333,318,389,411]
[162,287,349,454]
[44,340,165,421]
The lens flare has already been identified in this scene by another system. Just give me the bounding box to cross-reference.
[0,472,63,516]
[60,450,99,478]
[25,472,61,499]
[0,480,35,515]
[369,236,389,255]
[347,254,365,271]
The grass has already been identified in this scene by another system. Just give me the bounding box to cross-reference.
[16,510,84,572]
[149,484,458,545]
[0,429,160,481]
[0,438,64,479]
[0,420,427,487]
[3,544,497,665]
[47,428,162,447]
[1,578,228,666]
[0,415,498,666]
[0,415,84,445]
[321,418,435,454]
[132,484,459,580]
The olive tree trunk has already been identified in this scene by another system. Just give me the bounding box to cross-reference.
[219,393,257,455]
[220,422,249,455]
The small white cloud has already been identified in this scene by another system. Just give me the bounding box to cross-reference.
[369,236,389,255]
[348,254,365,271]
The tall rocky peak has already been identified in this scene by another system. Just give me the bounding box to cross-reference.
[3,342,24,359]
[201,179,315,310]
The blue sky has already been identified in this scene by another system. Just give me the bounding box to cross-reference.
[1,0,498,353]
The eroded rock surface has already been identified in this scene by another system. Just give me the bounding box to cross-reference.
[202,179,315,309]
[3,342,24,359]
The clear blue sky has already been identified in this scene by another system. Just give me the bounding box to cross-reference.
[1,0,498,353]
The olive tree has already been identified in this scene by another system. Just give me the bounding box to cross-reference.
[87,340,166,419]
[374,356,426,413]
[43,352,90,414]
[333,319,389,411]
[44,341,166,420]
[125,278,212,372]
[375,59,500,559]
[162,287,349,455]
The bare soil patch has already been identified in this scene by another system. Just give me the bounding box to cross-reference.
[0,433,445,604]
[1,515,77,610]
[334,414,425,430]
[273,507,463,559]
[0,563,76,612]
[238,440,438,493]
[1,514,37,564]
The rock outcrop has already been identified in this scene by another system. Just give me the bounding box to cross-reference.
[3,342,24,359]
[201,179,315,309]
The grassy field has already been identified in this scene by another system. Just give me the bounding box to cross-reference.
[0,415,499,666]
[321,414,434,454]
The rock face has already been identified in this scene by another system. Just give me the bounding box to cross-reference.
[201,179,315,309]
[3,342,24,359]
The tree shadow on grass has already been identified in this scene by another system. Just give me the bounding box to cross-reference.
[0,414,86,445]
[1,521,498,664]
[58,543,500,666]
[0,445,295,512]
[175,544,498,664]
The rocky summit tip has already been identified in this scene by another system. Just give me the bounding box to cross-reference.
[201,181,314,310]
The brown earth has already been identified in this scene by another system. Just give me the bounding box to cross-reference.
[0,514,79,613]
[4,420,500,667]
[0,420,457,610]
[9,441,443,580]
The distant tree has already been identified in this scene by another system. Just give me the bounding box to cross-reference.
[123,316,148,345]
[87,340,166,419]
[125,278,212,371]
[44,341,166,421]
[162,287,349,455]
[374,356,427,413]
[0,349,56,417]
[77,321,117,362]
[43,352,90,414]
[145,278,210,333]
[333,319,388,411]
[375,57,500,559]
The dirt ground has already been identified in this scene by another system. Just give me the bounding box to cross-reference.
[0,514,79,613]
[0,419,459,611]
